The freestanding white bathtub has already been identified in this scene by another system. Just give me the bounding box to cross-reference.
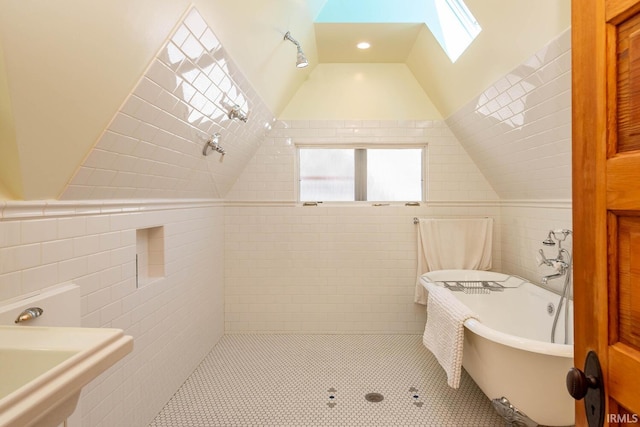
[420,269,574,427]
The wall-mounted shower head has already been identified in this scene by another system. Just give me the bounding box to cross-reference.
[542,229,572,250]
[284,31,309,68]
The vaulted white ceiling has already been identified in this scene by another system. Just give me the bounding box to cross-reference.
[0,0,570,200]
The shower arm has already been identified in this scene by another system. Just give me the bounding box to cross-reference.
[284,31,301,48]
[284,31,309,68]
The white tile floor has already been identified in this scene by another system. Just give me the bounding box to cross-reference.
[149,335,505,426]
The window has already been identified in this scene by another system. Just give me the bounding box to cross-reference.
[299,149,355,201]
[298,147,424,202]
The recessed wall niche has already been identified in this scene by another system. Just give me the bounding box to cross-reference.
[136,226,165,287]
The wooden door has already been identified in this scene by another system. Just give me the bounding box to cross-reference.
[573,0,640,425]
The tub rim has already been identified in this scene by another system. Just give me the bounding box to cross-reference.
[420,270,573,358]
[462,318,572,357]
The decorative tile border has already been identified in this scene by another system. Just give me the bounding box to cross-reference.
[0,199,223,220]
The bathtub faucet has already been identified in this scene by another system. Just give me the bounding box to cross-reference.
[540,229,573,345]
[541,260,568,285]
[539,246,571,285]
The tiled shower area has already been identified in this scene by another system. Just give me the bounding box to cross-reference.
[0,5,573,427]
[149,335,504,426]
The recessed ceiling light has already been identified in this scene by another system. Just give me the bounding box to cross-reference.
[357,42,371,50]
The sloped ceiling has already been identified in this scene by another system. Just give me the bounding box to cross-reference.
[0,0,570,200]
[314,0,570,116]
[315,23,424,63]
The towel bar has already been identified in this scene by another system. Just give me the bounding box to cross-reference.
[413,216,490,224]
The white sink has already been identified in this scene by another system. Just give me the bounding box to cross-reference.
[0,325,133,427]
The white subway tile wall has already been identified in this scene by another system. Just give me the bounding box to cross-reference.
[500,202,572,294]
[444,29,572,289]
[226,120,499,202]
[224,118,500,334]
[224,204,502,334]
[446,29,572,200]
[0,201,225,426]
[61,7,275,200]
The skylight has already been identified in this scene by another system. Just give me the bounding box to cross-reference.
[315,0,481,62]
[316,0,429,23]
[424,0,481,62]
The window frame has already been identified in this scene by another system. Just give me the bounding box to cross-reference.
[295,144,427,204]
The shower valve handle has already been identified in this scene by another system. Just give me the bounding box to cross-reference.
[537,249,552,267]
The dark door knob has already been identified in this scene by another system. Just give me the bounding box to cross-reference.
[566,367,599,400]
[567,351,604,427]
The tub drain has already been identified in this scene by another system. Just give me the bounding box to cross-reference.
[365,392,384,403]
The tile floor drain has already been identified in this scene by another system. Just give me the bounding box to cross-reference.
[327,387,337,408]
[409,386,424,408]
[364,392,384,403]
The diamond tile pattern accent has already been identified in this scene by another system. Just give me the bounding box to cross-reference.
[150,335,503,426]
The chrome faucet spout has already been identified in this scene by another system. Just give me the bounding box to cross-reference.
[541,259,568,285]
[15,307,43,323]
[541,272,563,285]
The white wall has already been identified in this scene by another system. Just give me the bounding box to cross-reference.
[223,27,575,335]
[224,119,500,334]
[445,29,573,292]
[0,1,316,200]
[279,64,443,120]
[0,200,225,426]
[61,8,275,201]
[0,10,573,427]
[227,120,497,202]
[225,203,501,334]
[408,0,571,117]
[499,202,572,294]
[446,29,571,201]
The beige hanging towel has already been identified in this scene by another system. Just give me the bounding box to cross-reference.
[414,218,493,304]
